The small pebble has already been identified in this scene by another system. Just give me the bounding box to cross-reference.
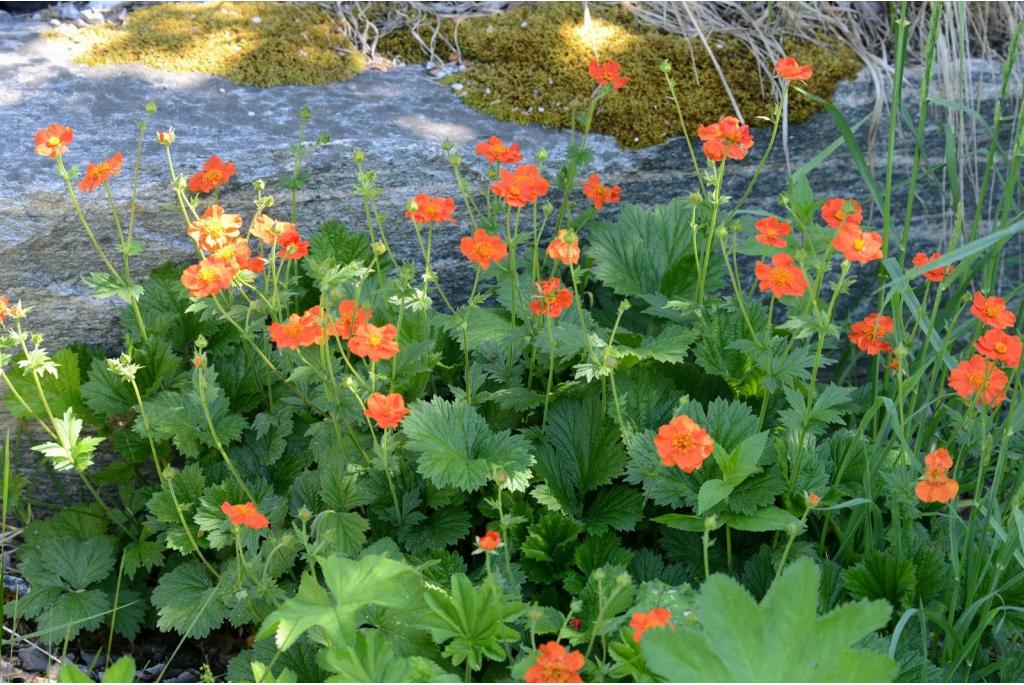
[247,111,255,117]
[451,83,464,92]
[17,645,51,673]
[250,16,262,24]
[520,20,528,28]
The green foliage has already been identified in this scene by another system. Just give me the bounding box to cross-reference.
[640,558,896,681]
[402,397,532,492]
[422,574,525,671]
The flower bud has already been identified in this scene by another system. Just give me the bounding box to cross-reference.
[537,147,549,162]
[659,59,672,74]
[593,568,606,583]
[144,101,158,115]
[156,130,175,145]
[297,506,313,521]
[253,178,266,193]
[569,599,583,614]
[805,492,820,508]
[527,606,544,623]
[449,154,463,167]
[316,133,330,145]
[372,241,388,256]
[194,334,208,350]
[894,344,909,359]
[299,106,312,121]
[704,515,718,531]
[441,138,454,153]
[493,468,508,485]
[615,571,631,588]
[542,202,555,217]
[352,148,365,164]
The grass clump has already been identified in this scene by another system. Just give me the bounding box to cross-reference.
[382,2,861,147]
[54,2,364,87]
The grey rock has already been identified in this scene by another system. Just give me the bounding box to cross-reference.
[58,3,80,21]
[16,645,51,673]
[0,17,1021,502]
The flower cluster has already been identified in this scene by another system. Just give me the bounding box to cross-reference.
[915,448,959,504]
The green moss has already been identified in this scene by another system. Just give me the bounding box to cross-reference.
[53,2,364,87]
[382,3,861,148]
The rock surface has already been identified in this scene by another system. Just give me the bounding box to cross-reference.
[0,16,1020,499]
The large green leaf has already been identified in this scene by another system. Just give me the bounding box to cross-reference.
[151,561,228,639]
[532,392,626,516]
[402,398,532,492]
[640,558,895,682]
[258,554,420,651]
[588,199,722,299]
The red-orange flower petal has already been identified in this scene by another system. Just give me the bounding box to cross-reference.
[460,229,508,269]
[220,501,269,529]
[696,116,754,162]
[653,415,714,473]
[545,229,581,266]
[848,313,895,356]
[911,252,953,283]
[971,292,1016,330]
[529,277,572,318]
[775,56,813,81]
[269,309,322,350]
[77,152,124,192]
[188,154,236,194]
[475,530,502,553]
[34,124,73,158]
[180,258,237,298]
[588,59,629,90]
[277,225,310,260]
[754,216,791,248]
[364,392,409,429]
[948,354,1009,407]
[975,328,1022,368]
[348,323,400,362]
[820,198,863,230]
[327,299,373,340]
[754,253,808,298]
[491,164,550,208]
[832,226,883,263]
[581,173,621,210]
[524,641,585,684]
[405,194,456,224]
[475,136,523,164]
[629,608,673,642]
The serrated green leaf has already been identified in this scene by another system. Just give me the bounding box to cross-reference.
[403,398,532,492]
[151,561,227,639]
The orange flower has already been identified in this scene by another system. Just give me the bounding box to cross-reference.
[251,215,291,244]
[0,295,9,322]
[529,278,572,318]
[220,501,269,529]
[588,59,629,90]
[475,136,523,164]
[491,164,550,208]
[474,530,503,554]
[212,238,265,273]
[546,230,581,266]
[364,392,409,429]
[277,225,310,261]
[77,152,124,192]
[187,204,243,252]
[820,198,863,230]
[629,608,672,642]
[754,253,808,298]
[911,252,953,283]
[915,448,959,504]
[405,194,456,224]
[775,56,813,81]
[460,229,508,269]
[327,300,372,340]
[34,124,73,158]
[948,354,1008,407]
[581,173,622,210]
[156,130,176,145]
[269,309,322,350]
[806,492,821,507]
[971,292,1016,330]
[653,415,714,473]
[754,216,792,248]
[524,642,585,684]
[348,323,400,362]
[180,257,237,298]
[696,116,754,162]
[975,328,1021,368]
[188,154,236,193]
[848,313,894,356]
[832,226,883,263]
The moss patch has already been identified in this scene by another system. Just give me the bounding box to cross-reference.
[52,2,364,87]
[381,3,862,148]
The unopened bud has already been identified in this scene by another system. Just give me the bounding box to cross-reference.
[194,334,208,350]
[593,568,606,583]
[352,148,365,164]
[615,571,631,588]
[537,147,549,162]
[297,506,313,521]
[659,59,672,74]
[253,178,266,193]
[156,130,175,145]
[441,138,454,153]
[527,606,544,622]
[299,106,312,121]
[144,101,158,115]
[704,515,718,531]
[372,241,388,256]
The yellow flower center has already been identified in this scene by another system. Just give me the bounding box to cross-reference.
[47,135,61,147]
[853,238,865,251]
[203,169,223,184]
[671,434,693,452]
[368,332,383,346]
[198,266,220,283]
[996,342,1008,354]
